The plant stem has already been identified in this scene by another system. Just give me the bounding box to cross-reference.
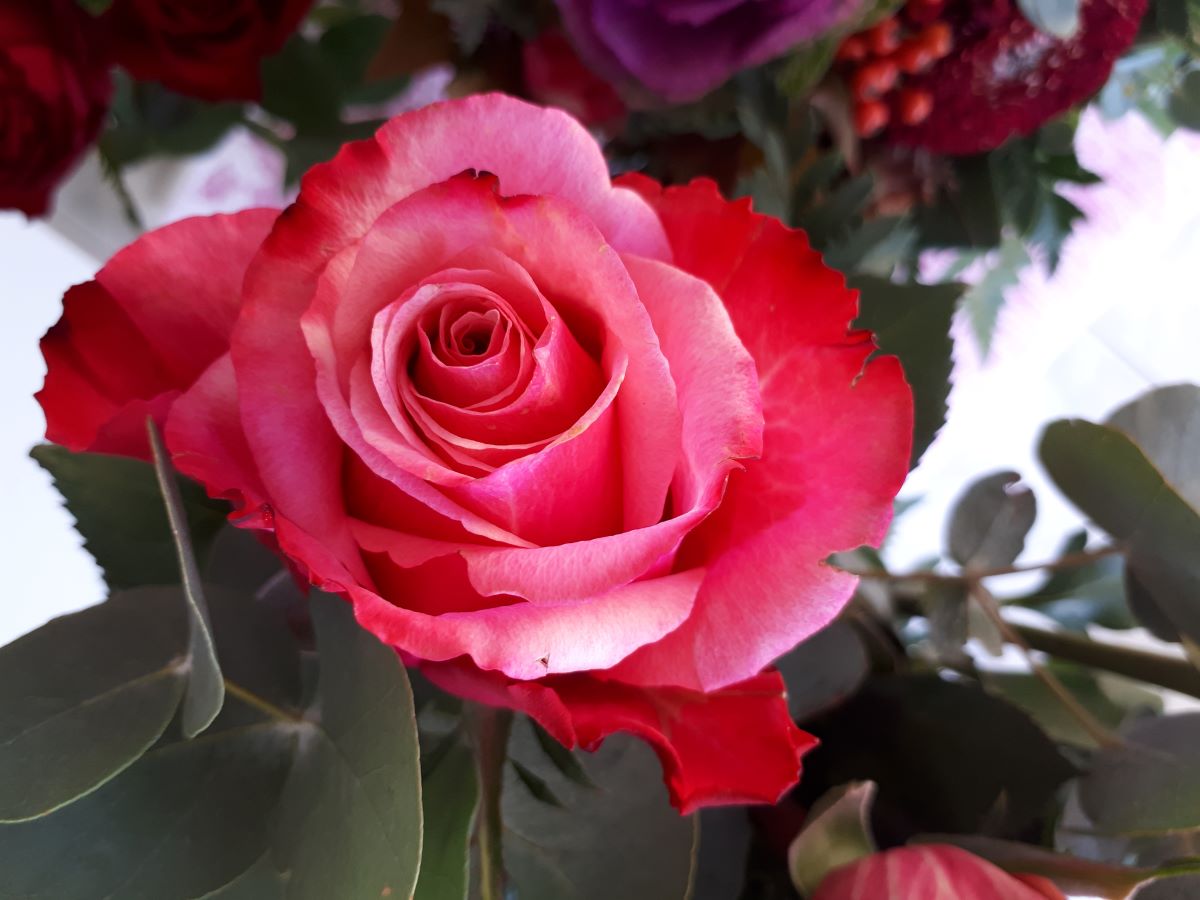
[223,678,303,724]
[466,703,514,900]
[1014,624,1200,701]
[968,582,1123,748]
[844,544,1124,584]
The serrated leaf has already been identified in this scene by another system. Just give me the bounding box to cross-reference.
[0,589,187,822]
[962,234,1029,357]
[787,782,877,894]
[31,444,228,590]
[502,719,696,900]
[149,420,224,738]
[414,738,477,900]
[946,471,1037,570]
[851,277,961,466]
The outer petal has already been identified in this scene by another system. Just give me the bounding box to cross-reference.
[424,660,815,813]
[812,846,1065,900]
[612,176,912,691]
[38,209,278,456]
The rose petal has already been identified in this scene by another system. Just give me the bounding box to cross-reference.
[612,177,912,691]
[423,660,815,813]
[39,209,277,455]
[812,845,1064,900]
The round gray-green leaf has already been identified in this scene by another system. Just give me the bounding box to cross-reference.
[0,588,187,822]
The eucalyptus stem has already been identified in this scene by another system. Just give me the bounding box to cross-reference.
[968,582,1123,748]
[1014,623,1200,701]
[843,544,1124,584]
[466,703,514,900]
[223,678,303,724]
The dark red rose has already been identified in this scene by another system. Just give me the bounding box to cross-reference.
[101,0,313,101]
[0,0,111,217]
[522,29,626,129]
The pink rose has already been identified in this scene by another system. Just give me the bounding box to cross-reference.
[39,94,912,811]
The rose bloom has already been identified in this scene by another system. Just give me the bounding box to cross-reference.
[813,845,1065,900]
[0,0,111,217]
[555,0,864,102]
[523,28,626,129]
[38,94,911,812]
[100,0,313,101]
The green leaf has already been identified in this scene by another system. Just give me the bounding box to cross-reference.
[961,234,1030,357]
[502,719,697,900]
[1017,0,1081,38]
[31,445,228,590]
[272,592,423,900]
[1107,384,1200,510]
[0,589,187,822]
[414,738,478,900]
[0,591,423,898]
[1081,713,1200,834]
[985,664,1160,749]
[851,277,961,466]
[693,808,752,900]
[0,724,298,898]
[946,471,1037,570]
[915,155,1003,250]
[787,782,877,894]
[776,35,839,99]
[1038,414,1200,643]
[799,675,1075,839]
[149,419,224,738]
[261,36,343,132]
[775,619,870,722]
[531,721,596,789]
[1014,531,1134,631]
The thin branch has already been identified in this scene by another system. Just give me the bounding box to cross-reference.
[843,544,1125,585]
[969,582,1122,748]
[223,679,304,725]
[1014,624,1200,701]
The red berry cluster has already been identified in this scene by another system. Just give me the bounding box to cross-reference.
[836,0,954,138]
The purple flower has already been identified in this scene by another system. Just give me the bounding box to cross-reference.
[556,0,864,102]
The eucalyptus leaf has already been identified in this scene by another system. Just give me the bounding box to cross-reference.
[415,738,478,900]
[947,471,1037,570]
[1081,713,1200,834]
[775,618,870,721]
[0,592,423,898]
[149,419,224,738]
[1039,416,1200,643]
[502,719,697,900]
[0,588,187,822]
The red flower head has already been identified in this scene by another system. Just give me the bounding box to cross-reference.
[101,0,314,102]
[37,95,913,813]
[0,0,111,217]
[523,29,626,129]
[839,0,1147,154]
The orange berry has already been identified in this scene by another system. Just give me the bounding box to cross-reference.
[865,18,902,56]
[897,88,934,125]
[854,99,890,137]
[919,21,953,58]
[894,38,935,74]
[851,58,899,100]
[836,35,869,63]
